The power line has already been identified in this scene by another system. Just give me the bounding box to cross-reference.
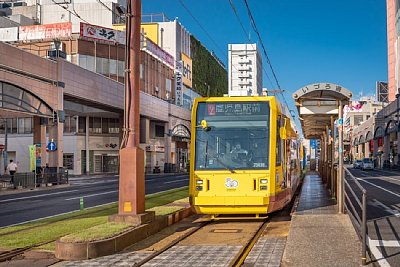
[51,0,90,24]
[96,0,126,23]
[243,0,293,115]
[227,0,274,90]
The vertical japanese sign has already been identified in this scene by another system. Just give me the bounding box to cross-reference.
[175,61,183,106]
[29,145,36,172]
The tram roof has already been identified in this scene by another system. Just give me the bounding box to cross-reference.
[292,83,352,139]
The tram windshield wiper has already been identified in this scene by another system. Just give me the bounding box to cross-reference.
[214,156,235,173]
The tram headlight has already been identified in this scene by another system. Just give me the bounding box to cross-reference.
[196,179,204,185]
[260,179,268,184]
[260,186,268,190]
[196,186,203,191]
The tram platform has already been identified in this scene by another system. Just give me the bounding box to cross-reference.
[281,172,363,267]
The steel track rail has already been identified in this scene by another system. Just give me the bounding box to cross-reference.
[132,220,211,267]
[228,220,269,267]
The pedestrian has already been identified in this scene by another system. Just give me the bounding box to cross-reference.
[7,159,17,185]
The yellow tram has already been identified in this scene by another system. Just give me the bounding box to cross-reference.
[189,96,302,217]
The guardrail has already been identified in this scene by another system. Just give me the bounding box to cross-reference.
[0,170,68,189]
[343,167,367,265]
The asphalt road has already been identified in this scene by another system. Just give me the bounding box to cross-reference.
[0,173,189,228]
[346,167,400,267]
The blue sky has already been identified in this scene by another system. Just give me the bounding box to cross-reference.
[142,0,388,126]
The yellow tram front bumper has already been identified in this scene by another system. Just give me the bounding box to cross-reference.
[193,196,270,214]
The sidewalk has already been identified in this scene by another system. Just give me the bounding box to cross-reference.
[281,172,363,267]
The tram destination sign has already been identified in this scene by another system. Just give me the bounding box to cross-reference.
[206,102,268,116]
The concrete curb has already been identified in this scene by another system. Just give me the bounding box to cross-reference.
[55,206,194,260]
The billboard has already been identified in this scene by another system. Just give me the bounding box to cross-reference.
[181,53,192,88]
[143,38,174,68]
[0,27,18,42]
[80,22,125,44]
[20,22,72,41]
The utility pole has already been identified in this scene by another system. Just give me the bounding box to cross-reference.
[109,0,153,225]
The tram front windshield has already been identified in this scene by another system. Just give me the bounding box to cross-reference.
[195,101,270,171]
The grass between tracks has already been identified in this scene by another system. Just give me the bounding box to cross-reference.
[0,187,189,251]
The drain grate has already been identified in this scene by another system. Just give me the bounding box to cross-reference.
[210,229,243,233]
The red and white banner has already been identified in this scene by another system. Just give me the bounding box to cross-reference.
[19,22,72,41]
[80,22,125,44]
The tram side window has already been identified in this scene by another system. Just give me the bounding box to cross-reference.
[276,117,282,165]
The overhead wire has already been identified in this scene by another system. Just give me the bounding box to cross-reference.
[227,0,275,90]
[242,0,297,120]
[177,0,243,76]
[97,0,126,23]
[51,0,90,24]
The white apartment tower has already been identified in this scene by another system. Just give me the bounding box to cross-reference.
[228,43,263,96]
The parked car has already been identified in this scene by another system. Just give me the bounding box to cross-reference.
[361,158,374,170]
[353,160,362,169]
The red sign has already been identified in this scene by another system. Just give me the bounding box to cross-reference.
[207,104,216,116]
[19,22,72,41]
[0,144,4,150]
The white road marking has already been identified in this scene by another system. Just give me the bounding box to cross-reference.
[164,180,185,184]
[0,201,118,229]
[0,190,80,203]
[355,177,400,198]
[368,237,393,267]
[360,171,400,183]
[0,186,188,229]
[368,199,400,217]
[65,190,118,200]
[369,239,400,247]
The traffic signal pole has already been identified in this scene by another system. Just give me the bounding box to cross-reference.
[109,0,154,225]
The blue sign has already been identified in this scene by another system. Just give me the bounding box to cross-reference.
[338,118,343,125]
[47,141,57,151]
[310,139,316,149]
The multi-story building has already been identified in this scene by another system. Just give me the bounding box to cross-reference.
[228,43,262,96]
[345,96,386,160]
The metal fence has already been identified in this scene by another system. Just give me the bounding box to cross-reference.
[0,170,68,189]
[344,167,367,265]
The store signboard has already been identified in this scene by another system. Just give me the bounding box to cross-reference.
[175,71,183,106]
[143,38,174,67]
[181,53,192,88]
[20,22,72,41]
[80,22,125,44]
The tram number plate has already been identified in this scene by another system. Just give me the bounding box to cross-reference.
[253,163,266,167]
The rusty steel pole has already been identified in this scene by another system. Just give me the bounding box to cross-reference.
[113,0,146,220]
[125,0,141,148]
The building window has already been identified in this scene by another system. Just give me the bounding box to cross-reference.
[354,115,363,126]
[17,118,32,134]
[89,117,102,134]
[63,153,74,170]
[155,125,165,138]
[78,117,86,133]
[108,118,120,134]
